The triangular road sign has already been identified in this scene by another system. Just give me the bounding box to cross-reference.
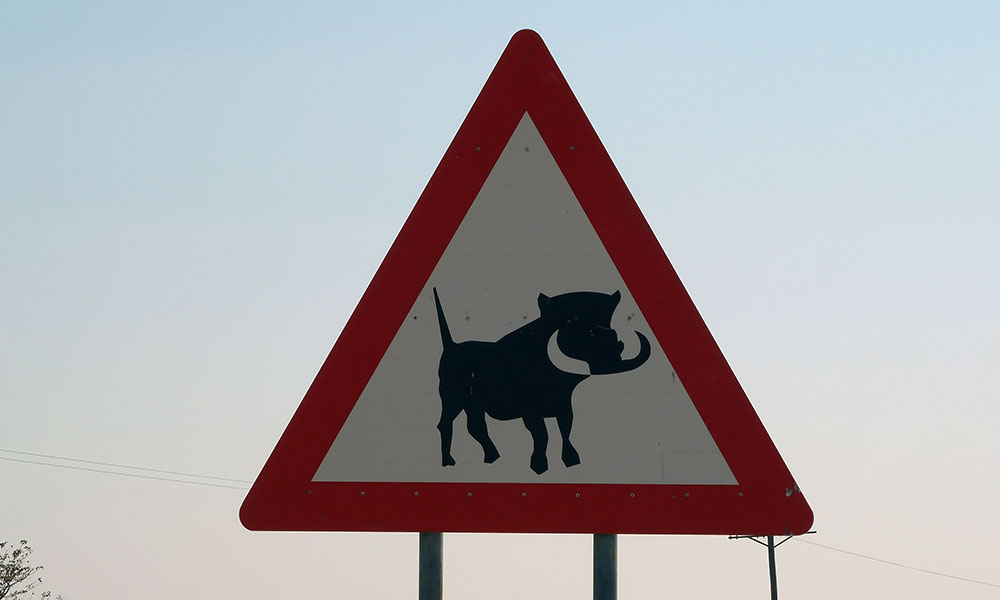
[241,30,813,535]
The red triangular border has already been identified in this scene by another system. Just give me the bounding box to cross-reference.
[240,30,813,535]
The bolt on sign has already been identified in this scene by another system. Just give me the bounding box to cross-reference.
[240,30,813,535]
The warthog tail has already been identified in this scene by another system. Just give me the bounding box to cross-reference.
[432,287,454,348]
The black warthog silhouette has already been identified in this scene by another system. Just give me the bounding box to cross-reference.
[433,288,651,474]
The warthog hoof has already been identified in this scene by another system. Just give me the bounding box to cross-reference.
[530,453,548,475]
[562,447,581,467]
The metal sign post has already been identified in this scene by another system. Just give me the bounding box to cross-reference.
[594,534,617,600]
[419,532,442,600]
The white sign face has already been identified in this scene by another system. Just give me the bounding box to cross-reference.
[313,114,736,485]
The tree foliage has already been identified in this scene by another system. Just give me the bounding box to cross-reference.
[0,540,48,600]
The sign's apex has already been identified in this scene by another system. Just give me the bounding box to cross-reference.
[511,28,542,41]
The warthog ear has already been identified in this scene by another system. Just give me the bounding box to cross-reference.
[537,293,550,310]
[610,290,621,308]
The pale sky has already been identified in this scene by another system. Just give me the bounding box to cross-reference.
[2,2,999,599]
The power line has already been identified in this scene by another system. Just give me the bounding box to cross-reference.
[795,538,1000,589]
[0,456,249,491]
[0,447,252,483]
